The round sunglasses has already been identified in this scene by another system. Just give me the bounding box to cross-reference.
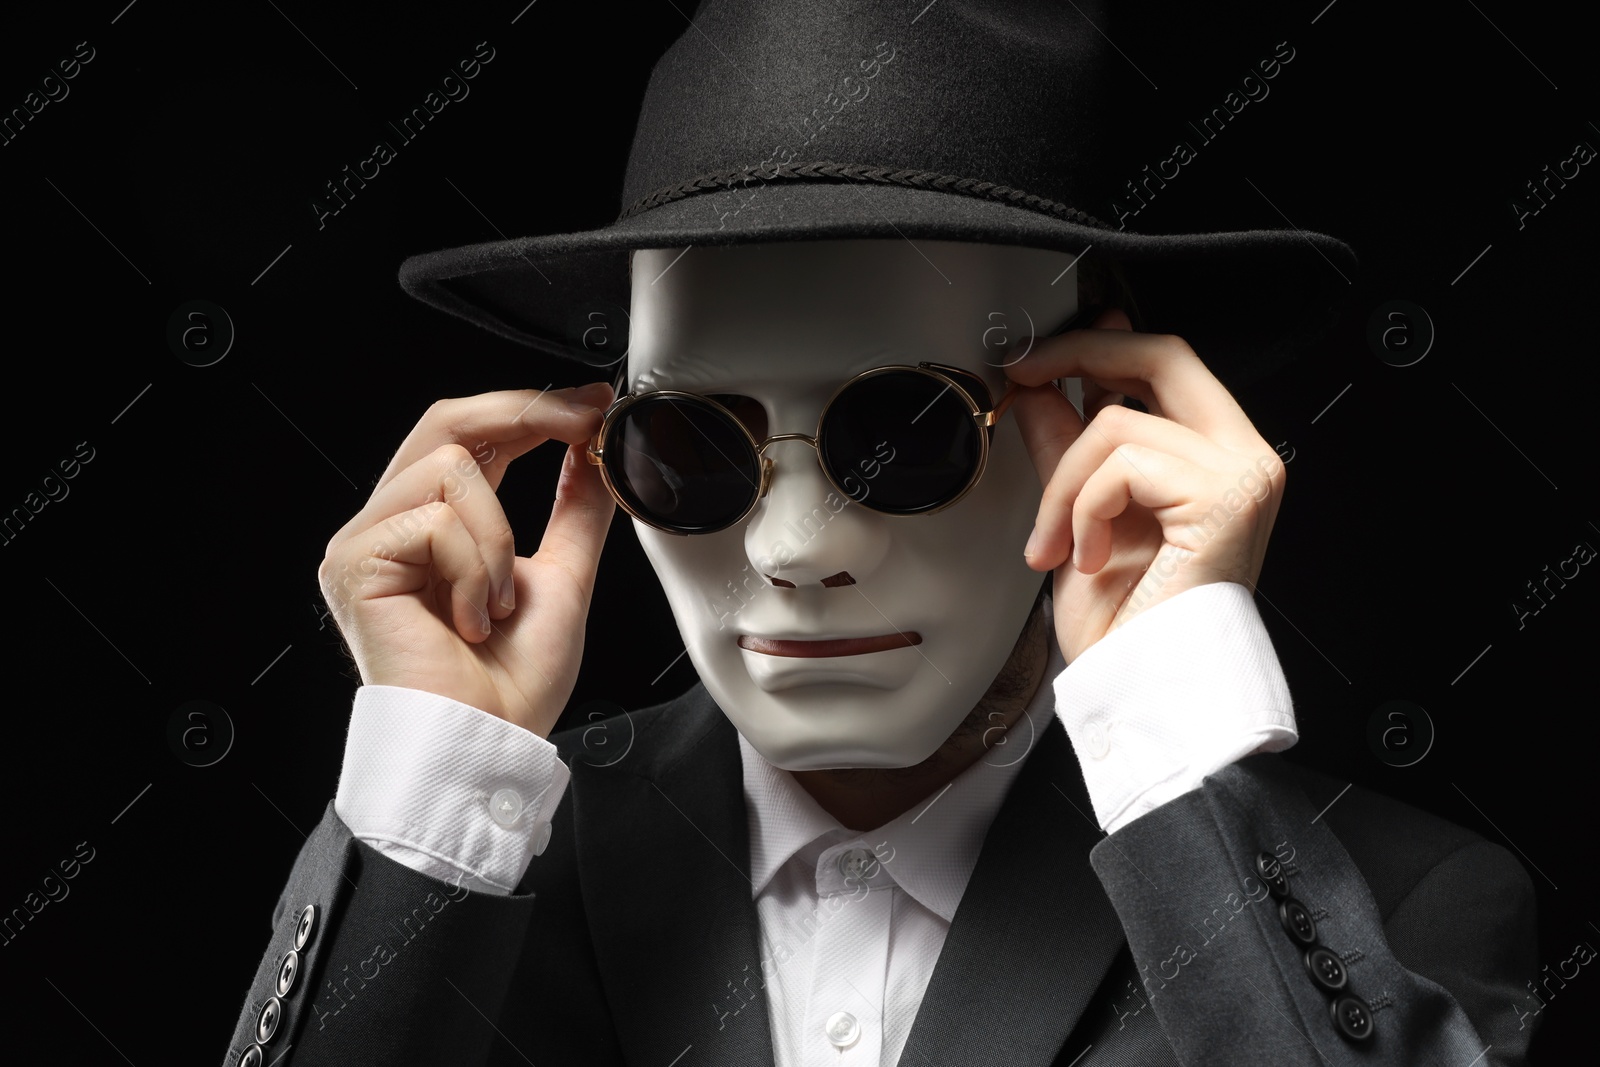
[585,362,1019,535]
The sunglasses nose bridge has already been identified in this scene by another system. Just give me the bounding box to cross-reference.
[757,432,819,450]
[752,432,820,500]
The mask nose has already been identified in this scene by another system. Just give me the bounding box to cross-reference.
[743,438,890,586]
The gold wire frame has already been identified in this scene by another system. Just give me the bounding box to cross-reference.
[586,362,1018,535]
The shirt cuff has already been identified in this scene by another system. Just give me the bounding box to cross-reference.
[334,685,571,895]
[1052,582,1297,835]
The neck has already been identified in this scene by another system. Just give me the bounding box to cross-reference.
[790,600,1051,832]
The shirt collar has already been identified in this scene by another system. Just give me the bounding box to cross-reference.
[739,603,1064,923]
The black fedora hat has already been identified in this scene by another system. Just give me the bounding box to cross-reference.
[398,0,1357,389]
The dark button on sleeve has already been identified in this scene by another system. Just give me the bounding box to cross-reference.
[1254,850,1289,899]
[239,1045,264,1067]
[1331,993,1375,1041]
[294,904,317,950]
[275,949,300,997]
[1303,947,1347,993]
[1277,897,1317,946]
[256,996,282,1044]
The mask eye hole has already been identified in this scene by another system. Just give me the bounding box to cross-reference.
[707,393,767,442]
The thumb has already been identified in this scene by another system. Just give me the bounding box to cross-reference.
[533,442,616,607]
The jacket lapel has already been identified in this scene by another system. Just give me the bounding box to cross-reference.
[571,684,776,1067]
[572,686,1125,1067]
[902,717,1127,1067]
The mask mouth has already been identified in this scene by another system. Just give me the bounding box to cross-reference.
[737,632,922,658]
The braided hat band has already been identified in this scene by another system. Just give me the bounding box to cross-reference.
[620,161,1113,232]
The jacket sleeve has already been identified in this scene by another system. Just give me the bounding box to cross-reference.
[220,801,540,1067]
[1088,754,1539,1067]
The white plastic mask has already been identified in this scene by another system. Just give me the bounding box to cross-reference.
[628,239,1079,770]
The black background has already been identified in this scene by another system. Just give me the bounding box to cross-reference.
[1,1,1594,1062]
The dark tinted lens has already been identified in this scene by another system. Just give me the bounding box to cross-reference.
[606,395,759,532]
[819,371,982,513]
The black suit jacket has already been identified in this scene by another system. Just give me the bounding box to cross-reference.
[224,683,1538,1066]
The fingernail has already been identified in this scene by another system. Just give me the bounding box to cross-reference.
[481,607,492,635]
[564,383,609,413]
[1024,526,1042,560]
[498,576,515,612]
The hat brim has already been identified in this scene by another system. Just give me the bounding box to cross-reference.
[398,180,1357,390]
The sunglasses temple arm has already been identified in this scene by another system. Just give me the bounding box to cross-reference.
[988,379,1020,427]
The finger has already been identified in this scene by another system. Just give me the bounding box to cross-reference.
[1069,446,1203,573]
[375,383,613,497]
[330,443,522,618]
[1070,445,1282,579]
[323,500,495,643]
[1005,327,1251,447]
[1081,379,1125,421]
[1075,309,1136,408]
[1053,306,1144,404]
[528,442,617,612]
[1028,405,1231,569]
[1081,310,1166,420]
[1092,306,1132,332]
[1009,381,1087,493]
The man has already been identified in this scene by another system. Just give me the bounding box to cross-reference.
[224,3,1537,1064]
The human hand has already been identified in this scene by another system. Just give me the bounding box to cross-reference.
[317,384,615,737]
[1006,310,1285,664]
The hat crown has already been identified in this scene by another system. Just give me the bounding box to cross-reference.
[621,0,1121,223]
[397,0,1356,390]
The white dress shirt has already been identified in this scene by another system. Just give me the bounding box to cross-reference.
[334,581,1296,1066]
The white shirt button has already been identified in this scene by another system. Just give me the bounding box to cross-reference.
[837,847,879,884]
[1083,722,1111,760]
[489,788,524,828]
[825,1010,860,1049]
[532,821,553,856]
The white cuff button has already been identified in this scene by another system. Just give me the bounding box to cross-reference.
[533,821,553,856]
[1083,722,1111,759]
[490,788,524,828]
